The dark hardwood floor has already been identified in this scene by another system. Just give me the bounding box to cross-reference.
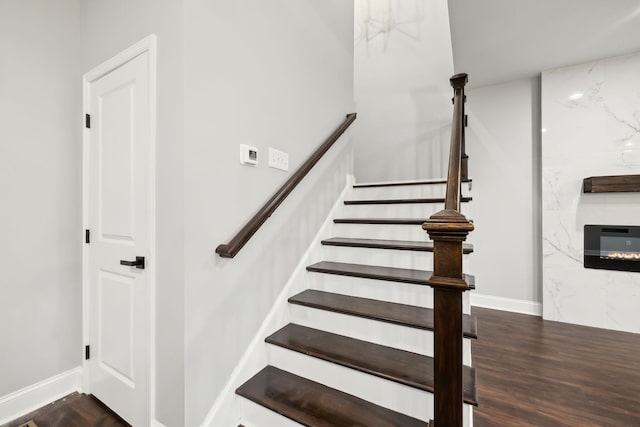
[472,307,640,427]
[3,308,640,426]
[1,392,128,427]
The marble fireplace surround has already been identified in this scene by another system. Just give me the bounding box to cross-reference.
[541,51,640,334]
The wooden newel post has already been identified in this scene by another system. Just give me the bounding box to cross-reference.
[424,72,472,427]
[423,211,473,427]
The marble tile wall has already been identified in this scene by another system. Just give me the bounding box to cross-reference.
[542,52,640,334]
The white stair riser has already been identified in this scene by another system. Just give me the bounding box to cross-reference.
[306,273,473,314]
[351,182,471,200]
[330,222,476,245]
[238,398,303,427]
[308,272,433,307]
[321,245,434,270]
[267,346,474,423]
[342,202,471,219]
[320,246,475,276]
[289,304,473,364]
[331,223,436,241]
[320,245,473,271]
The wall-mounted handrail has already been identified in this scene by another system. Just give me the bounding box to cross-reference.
[216,113,357,259]
[423,73,474,427]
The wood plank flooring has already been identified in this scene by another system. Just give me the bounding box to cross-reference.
[3,308,640,426]
[0,392,128,427]
[472,307,640,427]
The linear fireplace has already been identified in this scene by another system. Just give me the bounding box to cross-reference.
[584,225,640,272]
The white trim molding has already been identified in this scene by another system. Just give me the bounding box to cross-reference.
[0,367,82,425]
[471,293,542,316]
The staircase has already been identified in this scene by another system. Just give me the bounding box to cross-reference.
[235,178,477,426]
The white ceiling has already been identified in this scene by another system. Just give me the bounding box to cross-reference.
[447,0,640,89]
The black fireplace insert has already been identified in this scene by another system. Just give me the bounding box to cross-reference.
[584,225,640,272]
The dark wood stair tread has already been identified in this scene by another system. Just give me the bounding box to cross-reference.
[353,179,471,188]
[288,289,477,338]
[306,261,475,289]
[236,366,428,427]
[321,237,473,253]
[266,324,478,405]
[344,197,471,205]
[334,218,428,225]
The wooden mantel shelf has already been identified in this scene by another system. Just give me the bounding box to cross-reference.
[583,174,640,193]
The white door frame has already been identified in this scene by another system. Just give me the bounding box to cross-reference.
[82,34,157,425]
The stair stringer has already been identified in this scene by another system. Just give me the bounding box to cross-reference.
[199,175,355,427]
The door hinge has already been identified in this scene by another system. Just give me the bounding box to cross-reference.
[464,114,468,127]
[85,229,90,244]
[85,113,91,129]
[85,345,90,360]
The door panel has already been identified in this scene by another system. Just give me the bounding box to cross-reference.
[87,50,151,426]
[99,82,136,240]
[99,270,134,385]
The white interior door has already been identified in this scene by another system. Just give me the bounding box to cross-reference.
[85,47,153,426]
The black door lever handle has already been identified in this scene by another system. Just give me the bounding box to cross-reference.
[120,256,145,269]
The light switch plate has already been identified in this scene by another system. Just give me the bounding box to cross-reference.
[269,147,289,171]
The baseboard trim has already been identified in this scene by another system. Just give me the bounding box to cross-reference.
[471,293,542,316]
[0,367,82,425]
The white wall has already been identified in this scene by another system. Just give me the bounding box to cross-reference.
[466,78,542,311]
[542,52,640,333]
[81,3,354,425]
[1,3,354,425]
[182,1,354,425]
[80,1,185,425]
[0,0,82,397]
[353,0,454,182]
